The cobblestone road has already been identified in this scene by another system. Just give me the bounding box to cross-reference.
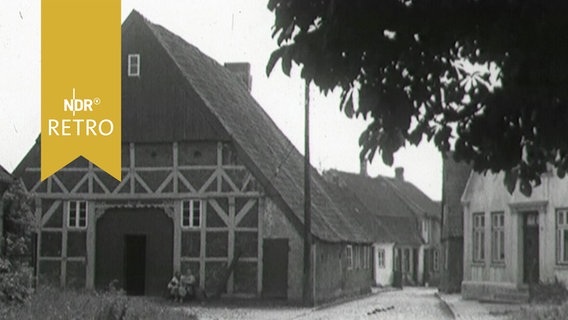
[184,287,454,320]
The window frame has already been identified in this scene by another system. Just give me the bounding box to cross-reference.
[67,201,87,229]
[128,53,140,77]
[432,249,439,271]
[181,199,202,229]
[377,248,386,268]
[346,245,353,270]
[472,212,485,263]
[491,211,505,264]
[557,209,568,265]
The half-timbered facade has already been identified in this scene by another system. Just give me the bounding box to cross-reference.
[14,11,377,304]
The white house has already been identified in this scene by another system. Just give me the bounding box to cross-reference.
[462,169,568,302]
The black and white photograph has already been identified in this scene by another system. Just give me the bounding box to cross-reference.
[1,0,567,319]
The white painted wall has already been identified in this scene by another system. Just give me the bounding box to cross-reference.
[374,243,395,286]
[462,170,568,287]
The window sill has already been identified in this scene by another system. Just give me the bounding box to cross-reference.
[472,261,485,267]
[490,262,506,268]
[554,264,568,269]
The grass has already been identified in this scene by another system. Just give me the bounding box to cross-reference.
[515,302,568,320]
[0,286,197,319]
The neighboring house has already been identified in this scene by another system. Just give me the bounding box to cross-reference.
[0,165,15,256]
[13,10,378,304]
[324,166,441,287]
[461,168,568,302]
[438,154,471,293]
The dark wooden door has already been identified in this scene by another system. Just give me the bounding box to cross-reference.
[523,212,539,284]
[262,239,288,298]
[124,235,146,295]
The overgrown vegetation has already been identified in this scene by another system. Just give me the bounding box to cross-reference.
[0,286,196,319]
[513,280,568,320]
[0,182,35,304]
[530,279,568,305]
[516,302,568,320]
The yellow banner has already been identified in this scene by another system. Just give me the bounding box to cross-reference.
[41,0,121,181]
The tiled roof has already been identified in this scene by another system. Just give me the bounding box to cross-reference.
[324,170,425,246]
[132,11,374,243]
[385,177,441,219]
[322,177,397,243]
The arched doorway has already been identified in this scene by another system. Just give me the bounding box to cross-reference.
[95,207,173,296]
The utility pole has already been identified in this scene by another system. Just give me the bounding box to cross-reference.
[302,79,312,306]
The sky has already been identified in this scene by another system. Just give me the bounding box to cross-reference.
[0,0,442,200]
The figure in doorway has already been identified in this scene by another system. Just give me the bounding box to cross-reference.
[179,268,197,301]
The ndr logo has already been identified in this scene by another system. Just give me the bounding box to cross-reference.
[47,88,113,137]
[64,88,101,116]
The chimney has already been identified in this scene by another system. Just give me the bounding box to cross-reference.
[395,167,404,181]
[224,62,252,92]
[360,158,368,177]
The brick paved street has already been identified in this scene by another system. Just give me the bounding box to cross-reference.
[183,287,454,320]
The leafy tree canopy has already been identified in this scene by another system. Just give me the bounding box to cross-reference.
[266,0,568,195]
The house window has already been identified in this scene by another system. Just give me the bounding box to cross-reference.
[422,219,430,243]
[557,209,568,264]
[473,212,485,263]
[491,212,505,263]
[433,249,439,271]
[128,54,140,77]
[377,249,386,268]
[346,245,353,270]
[68,201,87,229]
[363,247,368,269]
[181,200,202,228]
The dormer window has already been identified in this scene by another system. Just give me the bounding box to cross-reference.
[128,54,140,77]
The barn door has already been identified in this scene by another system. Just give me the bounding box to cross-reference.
[523,212,539,284]
[262,238,288,298]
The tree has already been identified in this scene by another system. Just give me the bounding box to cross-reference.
[0,182,35,304]
[266,0,568,195]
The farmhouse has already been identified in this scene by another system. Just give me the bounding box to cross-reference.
[324,166,441,287]
[14,11,378,304]
[461,168,568,302]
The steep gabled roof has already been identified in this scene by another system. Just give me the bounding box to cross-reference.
[324,170,425,246]
[385,177,441,220]
[127,11,374,243]
[322,177,397,244]
[0,165,14,194]
[0,165,13,184]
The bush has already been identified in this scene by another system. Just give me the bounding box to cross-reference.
[0,182,35,304]
[517,302,568,320]
[0,286,196,319]
[531,278,568,305]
